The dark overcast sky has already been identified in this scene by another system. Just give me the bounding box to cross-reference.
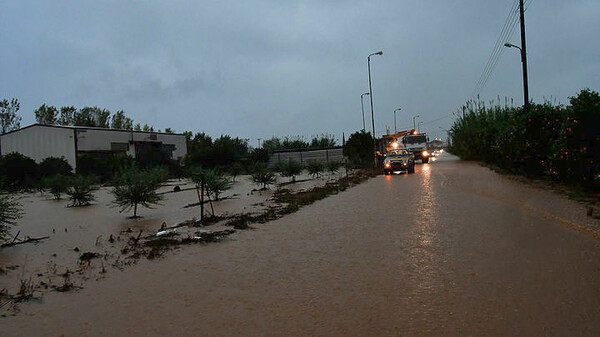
[1,0,599,143]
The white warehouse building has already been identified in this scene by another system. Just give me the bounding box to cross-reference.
[0,124,187,170]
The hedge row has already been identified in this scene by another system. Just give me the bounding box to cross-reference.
[449,89,600,188]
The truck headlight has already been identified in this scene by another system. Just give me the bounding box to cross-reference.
[422,150,429,157]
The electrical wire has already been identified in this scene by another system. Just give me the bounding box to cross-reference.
[471,0,520,99]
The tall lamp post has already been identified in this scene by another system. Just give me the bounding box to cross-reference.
[412,115,420,131]
[417,121,423,133]
[504,0,529,111]
[360,92,370,132]
[368,50,383,166]
[394,108,401,134]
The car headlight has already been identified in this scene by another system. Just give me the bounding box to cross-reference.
[384,162,391,168]
[422,150,429,157]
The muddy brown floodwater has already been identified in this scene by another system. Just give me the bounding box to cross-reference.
[4,153,600,336]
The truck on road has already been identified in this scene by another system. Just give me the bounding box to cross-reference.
[402,131,430,163]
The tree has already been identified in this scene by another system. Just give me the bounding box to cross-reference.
[282,136,309,150]
[310,133,337,148]
[123,117,133,130]
[262,137,282,151]
[134,123,142,131]
[111,110,126,129]
[0,98,21,133]
[190,166,208,220]
[251,163,276,189]
[212,135,249,165]
[58,106,76,125]
[249,148,270,163]
[344,130,374,168]
[0,193,23,241]
[111,168,164,218]
[74,106,111,127]
[34,104,59,125]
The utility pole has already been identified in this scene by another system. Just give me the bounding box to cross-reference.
[367,51,383,167]
[519,0,529,112]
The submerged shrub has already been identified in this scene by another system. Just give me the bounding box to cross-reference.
[67,175,98,207]
[251,163,276,189]
[42,175,70,200]
[111,169,164,218]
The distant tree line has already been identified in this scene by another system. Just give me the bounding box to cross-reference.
[261,134,338,151]
[33,103,169,132]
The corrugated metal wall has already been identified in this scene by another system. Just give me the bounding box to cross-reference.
[268,147,345,166]
[0,125,77,169]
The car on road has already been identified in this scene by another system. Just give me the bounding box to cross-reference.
[383,149,415,175]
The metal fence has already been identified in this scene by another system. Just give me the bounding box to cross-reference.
[268,147,345,166]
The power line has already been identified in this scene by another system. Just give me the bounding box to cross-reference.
[470,0,520,99]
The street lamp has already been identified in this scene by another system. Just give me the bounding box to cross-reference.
[367,50,383,166]
[417,121,423,133]
[504,41,529,111]
[360,92,370,132]
[412,115,420,131]
[394,108,401,134]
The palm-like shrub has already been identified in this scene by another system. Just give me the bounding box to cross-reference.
[111,169,164,218]
[0,193,22,241]
[229,162,244,182]
[67,175,97,207]
[306,161,325,178]
[42,175,70,200]
[326,161,343,175]
[204,168,233,201]
[272,160,287,174]
[251,163,276,189]
[281,159,303,182]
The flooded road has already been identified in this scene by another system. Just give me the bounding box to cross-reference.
[4,153,600,336]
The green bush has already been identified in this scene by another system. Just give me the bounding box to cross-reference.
[39,157,72,177]
[228,162,244,181]
[67,175,98,207]
[305,161,325,178]
[326,161,343,174]
[251,163,276,189]
[111,169,164,218]
[272,160,287,173]
[77,153,136,182]
[449,88,600,188]
[281,159,303,182]
[42,174,70,199]
[249,148,270,163]
[204,168,233,201]
[0,152,39,190]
